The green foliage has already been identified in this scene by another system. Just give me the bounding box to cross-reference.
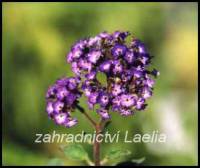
[131,157,146,164]
[61,144,89,161]
[105,149,131,160]
[47,158,64,166]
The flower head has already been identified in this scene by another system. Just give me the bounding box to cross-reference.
[46,31,159,123]
[46,77,81,127]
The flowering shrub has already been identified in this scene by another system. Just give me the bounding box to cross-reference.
[45,31,159,166]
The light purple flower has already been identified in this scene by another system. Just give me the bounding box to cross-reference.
[87,50,101,64]
[111,84,123,96]
[88,92,99,104]
[72,47,83,59]
[99,60,112,73]
[88,36,101,47]
[71,62,81,76]
[85,71,97,80]
[98,31,110,39]
[120,94,135,107]
[98,92,109,107]
[142,87,152,99]
[119,108,134,116]
[67,51,73,63]
[97,108,110,119]
[54,113,68,125]
[136,98,146,110]
[56,87,69,100]
[138,43,148,55]
[46,85,57,99]
[53,101,64,114]
[65,118,78,128]
[46,101,54,116]
[78,59,92,71]
[144,77,155,88]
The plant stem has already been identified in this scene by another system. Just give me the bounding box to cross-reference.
[94,123,101,166]
[77,104,109,166]
[76,104,96,127]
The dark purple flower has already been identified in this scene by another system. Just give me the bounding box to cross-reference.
[140,55,150,65]
[133,69,144,78]
[98,92,110,107]
[112,60,123,74]
[131,39,141,48]
[151,68,160,77]
[46,85,57,99]
[138,43,148,55]
[65,93,77,105]
[85,71,97,80]
[111,44,127,58]
[113,31,129,40]
[124,51,135,64]
[121,70,132,83]
[67,77,78,90]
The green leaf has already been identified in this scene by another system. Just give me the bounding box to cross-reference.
[61,144,88,161]
[105,149,131,160]
[131,157,145,164]
[96,72,107,86]
[47,158,64,166]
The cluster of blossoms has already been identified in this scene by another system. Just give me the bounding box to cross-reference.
[46,31,159,127]
[46,77,81,127]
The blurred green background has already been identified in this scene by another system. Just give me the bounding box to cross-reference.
[2,2,198,166]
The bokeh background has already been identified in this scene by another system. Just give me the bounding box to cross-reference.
[2,2,198,166]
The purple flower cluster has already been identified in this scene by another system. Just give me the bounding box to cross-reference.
[46,77,81,127]
[66,31,159,120]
